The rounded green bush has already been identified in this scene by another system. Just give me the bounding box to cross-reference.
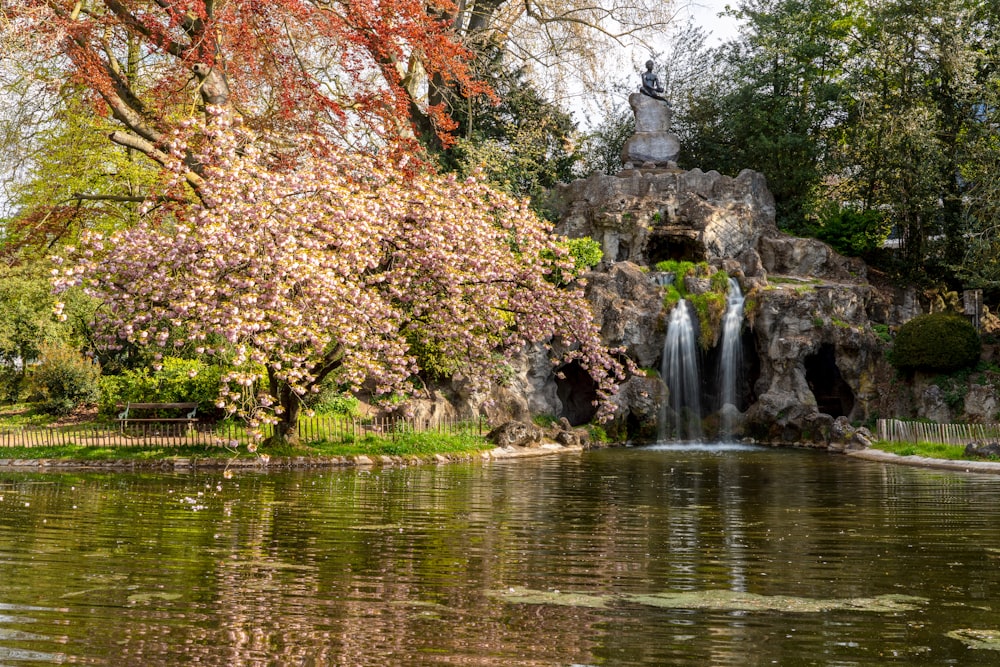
[889,313,981,372]
[27,342,100,415]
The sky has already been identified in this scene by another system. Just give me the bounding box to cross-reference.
[683,0,743,44]
[572,0,744,124]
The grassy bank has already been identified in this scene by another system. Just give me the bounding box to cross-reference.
[0,401,493,463]
[0,430,492,462]
[873,440,997,461]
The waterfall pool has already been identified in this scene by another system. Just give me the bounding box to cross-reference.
[2,447,1000,665]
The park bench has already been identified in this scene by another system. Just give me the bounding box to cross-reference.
[117,402,199,433]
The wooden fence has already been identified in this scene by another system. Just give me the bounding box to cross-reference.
[876,418,1000,446]
[0,415,485,449]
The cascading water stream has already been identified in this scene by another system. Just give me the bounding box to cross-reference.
[659,299,702,441]
[716,278,745,440]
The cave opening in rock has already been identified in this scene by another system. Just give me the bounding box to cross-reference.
[625,411,643,440]
[804,344,855,418]
[646,232,706,266]
[615,240,631,262]
[555,361,599,426]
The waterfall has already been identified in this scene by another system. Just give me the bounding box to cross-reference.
[659,299,702,441]
[651,272,674,287]
[716,278,745,439]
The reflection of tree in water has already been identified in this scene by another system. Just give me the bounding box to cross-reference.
[39,469,605,665]
[2,460,998,664]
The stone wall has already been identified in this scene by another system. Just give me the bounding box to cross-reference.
[548,168,776,275]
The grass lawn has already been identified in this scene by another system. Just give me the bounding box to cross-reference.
[0,431,492,462]
[873,440,997,461]
[0,433,493,461]
[0,403,492,462]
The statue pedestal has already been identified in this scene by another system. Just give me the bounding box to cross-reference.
[621,92,680,167]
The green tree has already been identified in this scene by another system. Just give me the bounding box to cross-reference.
[577,104,634,176]
[676,0,854,231]
[440,49,580,208]
[829,0,997,277]
[2,95,158,260]
[0,266,94,400]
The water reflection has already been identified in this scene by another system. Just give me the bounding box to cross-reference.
[644,442,764,452]
[0,451,999,664]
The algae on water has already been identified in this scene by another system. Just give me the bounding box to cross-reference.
[946,628,1000,650]
[625,590,927,613]
[489,587,928,614]
[488,587,609,608]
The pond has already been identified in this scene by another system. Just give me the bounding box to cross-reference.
[2,445,1000,665]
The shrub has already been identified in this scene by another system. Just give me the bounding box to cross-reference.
[26,342,100,415]
[654,259,698,277]
[544,236,604,285]
[657,261,732,349]
[805,204,890,257]
[99,357,226,416]
[586,423,610,444]
[889,313,981,373]
[0,367,25,403]
[307,383,361,416]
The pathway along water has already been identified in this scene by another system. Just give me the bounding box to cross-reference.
[2,446,1000,664]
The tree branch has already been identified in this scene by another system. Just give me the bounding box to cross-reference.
[108,131,207,198]
[69,192,187,205]
[106,0,190,59]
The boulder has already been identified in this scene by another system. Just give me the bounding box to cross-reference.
[964,442,1000,458]
[584,262,666,369]
[852,427,875,449]
[759,234,867,283]
[704,403,746,440]
[828,416,874,452]
[916,381,953,424]
[604,375,663,441]
[487,421,543,449]
[964,384,999,423]
[549,417,589,448]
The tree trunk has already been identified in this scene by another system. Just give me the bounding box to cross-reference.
[267,382,301,446]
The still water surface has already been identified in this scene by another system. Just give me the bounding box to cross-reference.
[2,446,1000,665]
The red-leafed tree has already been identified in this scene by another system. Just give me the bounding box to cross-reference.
[4,0,488,197]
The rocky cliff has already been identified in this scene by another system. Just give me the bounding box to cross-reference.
[399,162,996,447]
[546,166,890,445]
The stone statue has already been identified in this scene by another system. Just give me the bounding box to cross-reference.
[640,60,670,105]
[621,60,681,169]
[621,60,680,168]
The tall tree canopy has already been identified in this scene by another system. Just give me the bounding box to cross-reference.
[4,0,488,174]
[408,0,678,142]
[669,0,1000,287]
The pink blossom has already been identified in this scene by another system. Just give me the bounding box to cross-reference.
[52,117,629,435]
